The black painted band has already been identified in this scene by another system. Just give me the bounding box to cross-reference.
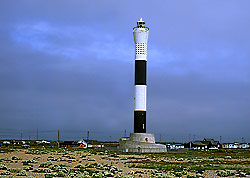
[134,111,146,133]
[135,60,147,85]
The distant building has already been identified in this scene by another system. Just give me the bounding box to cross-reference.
[166,143,185,150]
[202,138,220,149]
[240,143,250,149]
[59,141,86,148]
[82,139,104,148]
[221,142,249,149]
[3,141,10,145]
[77,139,88,148]
[186,138,220,150]
[41,140,50,144]
[188,141,208,150]
[59,139,104,149]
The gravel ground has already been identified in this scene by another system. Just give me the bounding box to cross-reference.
[0,148,250,177]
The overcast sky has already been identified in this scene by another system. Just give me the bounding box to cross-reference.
[0,0,249,142]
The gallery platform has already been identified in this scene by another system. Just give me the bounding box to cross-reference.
[119,133,167,153]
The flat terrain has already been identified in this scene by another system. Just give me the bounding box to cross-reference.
[0,147,250,177]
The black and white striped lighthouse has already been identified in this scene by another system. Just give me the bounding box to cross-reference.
[119,19,166,153]
[133,18,149,133]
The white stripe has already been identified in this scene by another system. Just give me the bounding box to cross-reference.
[135,56,147,61]
[134,85,146,111]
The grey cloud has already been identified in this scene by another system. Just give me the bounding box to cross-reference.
[0,0,250,141]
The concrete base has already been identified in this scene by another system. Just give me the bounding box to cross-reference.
[119,133,167,153]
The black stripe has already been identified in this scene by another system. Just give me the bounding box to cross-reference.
[135,60,146,85]
[134,111,146,133]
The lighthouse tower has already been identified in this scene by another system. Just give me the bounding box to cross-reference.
[133,18,149,133]
[119,19,166,153]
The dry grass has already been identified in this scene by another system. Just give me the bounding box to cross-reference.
[0,147,249,177]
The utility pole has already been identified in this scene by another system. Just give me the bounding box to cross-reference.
[58,129,60,142]
[57,129,60,148]
[87,130,89,140]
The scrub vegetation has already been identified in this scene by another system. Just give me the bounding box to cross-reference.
[0,147,250,177]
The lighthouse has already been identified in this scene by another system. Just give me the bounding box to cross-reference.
[133,18,149,133]
[119,18,166,153]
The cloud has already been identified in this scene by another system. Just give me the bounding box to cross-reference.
[11,22,134,61]
[0,0,250,141]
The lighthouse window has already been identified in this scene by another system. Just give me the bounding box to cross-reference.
[135,42,147,55]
